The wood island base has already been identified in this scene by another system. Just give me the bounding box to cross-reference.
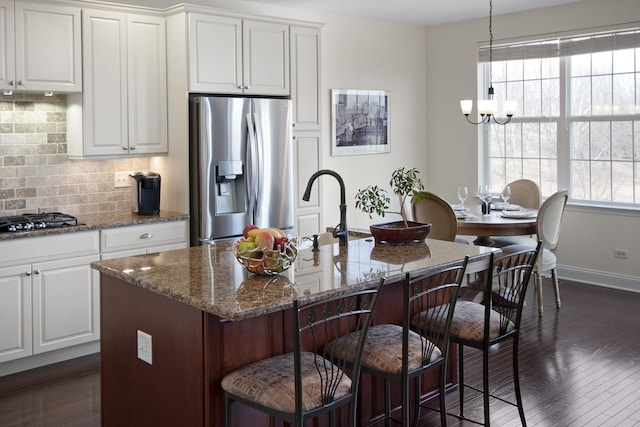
[100,274,457,427]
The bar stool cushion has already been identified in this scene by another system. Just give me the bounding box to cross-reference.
[325,324,442,374]
[221,352,351,413]
[449,301,514,341]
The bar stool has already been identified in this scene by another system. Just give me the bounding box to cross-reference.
[438,244,541,426]
[221,279,384,427]
[325,259,469,426]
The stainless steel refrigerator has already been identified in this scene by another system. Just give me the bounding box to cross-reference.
[189,95,294,245]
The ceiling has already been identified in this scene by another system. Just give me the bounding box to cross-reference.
[240,0,590,26]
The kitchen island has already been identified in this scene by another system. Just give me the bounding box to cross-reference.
[92,237,496,426]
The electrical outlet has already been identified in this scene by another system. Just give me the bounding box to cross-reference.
[114,171,132,188]
[614,249,628,259]
[137,330,152,365]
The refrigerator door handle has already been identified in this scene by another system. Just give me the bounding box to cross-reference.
[246,112,259,220]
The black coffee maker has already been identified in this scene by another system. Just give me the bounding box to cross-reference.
[130,172,161,216]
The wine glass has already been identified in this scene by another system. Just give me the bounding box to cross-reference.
[500,185,512,207]
[457,186,468,208]
[478,185,491,214]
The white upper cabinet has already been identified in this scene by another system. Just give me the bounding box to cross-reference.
[188,13,289,96]
[0,1,81,93]
[126,13,168,154]
[290,26,320,131]
[242,19,289,96]
[68,9,167,158]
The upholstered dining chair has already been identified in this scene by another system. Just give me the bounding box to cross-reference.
[430,244,540,426]
[491,179,542,247]
[500,189,569,316]
[412,191,471,244]
[325,258,469,427]
[221,279,384,427]
[505,179,542,209]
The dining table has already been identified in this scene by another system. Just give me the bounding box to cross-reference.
[455,203,538,246]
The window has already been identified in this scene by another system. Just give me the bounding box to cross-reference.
[482,28,640,207]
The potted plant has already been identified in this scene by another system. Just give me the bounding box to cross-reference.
[355,167,431,244]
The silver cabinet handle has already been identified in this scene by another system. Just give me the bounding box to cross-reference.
[244,86,250,89]
[33,270,40,275]
[25,271,31,276]
[8,80,14,86]
[122,146,129,151]
[17,80,22,85]
[139,233,153,239]
[129,146,136,151]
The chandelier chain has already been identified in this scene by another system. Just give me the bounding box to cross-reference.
[488,0,494,88]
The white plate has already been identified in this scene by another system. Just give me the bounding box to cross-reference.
[493,202,522,211]
[500,210,537,219]
[455,211,476,220]
[450,204,469,212]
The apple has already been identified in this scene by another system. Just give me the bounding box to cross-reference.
[243,224,259,239]
[254,231,275,250]
[274,236,289,251]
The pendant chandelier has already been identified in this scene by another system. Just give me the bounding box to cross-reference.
[461,0,517,125]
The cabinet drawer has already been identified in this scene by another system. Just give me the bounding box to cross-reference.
[0,231,100,268]
[100,221,187,253]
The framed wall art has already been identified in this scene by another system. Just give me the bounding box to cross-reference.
[331,89,390,156]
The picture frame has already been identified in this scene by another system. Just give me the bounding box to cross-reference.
[331,89,390,156]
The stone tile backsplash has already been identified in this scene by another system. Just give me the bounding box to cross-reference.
[0,94,150,216]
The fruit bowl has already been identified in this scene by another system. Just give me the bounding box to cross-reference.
[232,238,298,276]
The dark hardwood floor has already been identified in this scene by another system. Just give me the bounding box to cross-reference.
[1,278,639,426]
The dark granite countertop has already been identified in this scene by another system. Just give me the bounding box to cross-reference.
[0,210,189,241]
[92,238,497,321]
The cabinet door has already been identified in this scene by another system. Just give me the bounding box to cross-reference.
[0,264,32,363]
[32,255,100,354]
[290,26,320,130]
[81,9,128,156]
[188,13,242,94]
[127,13,168,154]
[14,1,81,92]
[294,133,322,237]
[0,0,14,91]
[243,20,289,96]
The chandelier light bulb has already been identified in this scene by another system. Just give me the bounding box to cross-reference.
[460,100,473,115]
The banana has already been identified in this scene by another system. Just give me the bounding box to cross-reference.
[246,227,286,239]
[263,227,286,238]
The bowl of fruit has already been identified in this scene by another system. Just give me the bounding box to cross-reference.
[232,225,298,275]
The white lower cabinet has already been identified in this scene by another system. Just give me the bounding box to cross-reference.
[0,231,100,364]
[0,264,32,363]
[0,220,187,369]
[31,255,100,355]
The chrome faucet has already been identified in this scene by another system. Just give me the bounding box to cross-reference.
[302,169,348,246]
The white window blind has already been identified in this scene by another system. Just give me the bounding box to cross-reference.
[479,28,640,62]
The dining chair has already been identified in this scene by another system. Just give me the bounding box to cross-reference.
[505,179,542,209]
[221,279,384,427]
[491,179,542,247]
[434,244,541,426]
[500,189,569,316]
[325,258,469,427]
[412,191,471,244]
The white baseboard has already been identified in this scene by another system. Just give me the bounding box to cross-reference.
[0,341,100,377]
[557,264,640,293]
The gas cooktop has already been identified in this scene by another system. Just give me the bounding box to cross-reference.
[0,212,80,233]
